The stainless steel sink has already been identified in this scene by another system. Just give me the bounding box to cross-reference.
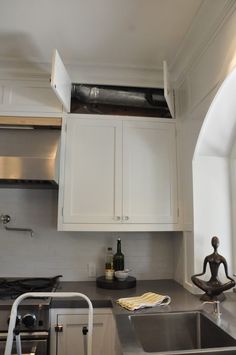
[129,311,236,354]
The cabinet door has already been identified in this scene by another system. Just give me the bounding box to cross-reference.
[63,116,122,224]
[56,313,116,355]
[163,61,175,118]
[51,49,71,112]
[123,120,178,224]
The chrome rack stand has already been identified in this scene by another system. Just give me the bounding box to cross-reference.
[0,214,34,237]
[4,292,93,355]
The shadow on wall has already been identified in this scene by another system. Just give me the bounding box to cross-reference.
[0,32,49,75]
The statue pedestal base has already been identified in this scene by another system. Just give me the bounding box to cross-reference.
[200,292,225,302]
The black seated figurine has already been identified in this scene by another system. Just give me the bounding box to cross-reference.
[191,236,235,302]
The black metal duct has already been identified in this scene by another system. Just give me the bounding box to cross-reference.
[71,84,172,118]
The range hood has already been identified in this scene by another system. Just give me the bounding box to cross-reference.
[0,117,61,188]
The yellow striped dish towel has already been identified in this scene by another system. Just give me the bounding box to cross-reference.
[117,292,171,311]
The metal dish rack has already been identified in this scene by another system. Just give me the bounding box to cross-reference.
[4,292,93,355]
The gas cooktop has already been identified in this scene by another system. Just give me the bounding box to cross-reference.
[0,275,62,300]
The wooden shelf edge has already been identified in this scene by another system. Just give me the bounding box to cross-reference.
[0,116,62,127]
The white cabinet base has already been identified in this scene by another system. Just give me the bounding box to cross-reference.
[50,308,122,355]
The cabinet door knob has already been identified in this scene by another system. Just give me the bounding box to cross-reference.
[123,216,129,221]
[82,326,88,335]
[114,216,121,221]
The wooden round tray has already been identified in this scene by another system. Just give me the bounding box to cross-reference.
[96,276,136,289]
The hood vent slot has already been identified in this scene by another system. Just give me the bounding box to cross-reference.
[0,179,58,189]
[0,117,61,189]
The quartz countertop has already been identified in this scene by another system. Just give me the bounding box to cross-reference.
[52,279,201,310]
[52,279,236,354]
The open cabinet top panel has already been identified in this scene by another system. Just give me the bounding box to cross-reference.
[51,49,174,118]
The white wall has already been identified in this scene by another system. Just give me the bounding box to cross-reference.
[0,188,176,281]
[175,1,236,291]
[193,157,232,278]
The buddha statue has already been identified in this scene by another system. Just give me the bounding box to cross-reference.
[191,236,235,301]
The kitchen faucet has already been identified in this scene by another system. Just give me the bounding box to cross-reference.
[0,214,34,237]
[203,300,221,318]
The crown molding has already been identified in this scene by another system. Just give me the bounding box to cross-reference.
[69,63,163,87]
[171,0,236,85]
[0,59,50,80]
[0,58,163,87]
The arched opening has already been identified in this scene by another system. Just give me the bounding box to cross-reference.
[192,65,236,280]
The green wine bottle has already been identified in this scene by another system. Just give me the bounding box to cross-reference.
[113,238,124,271]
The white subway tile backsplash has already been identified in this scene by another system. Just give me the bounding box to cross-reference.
[0,189,176,281]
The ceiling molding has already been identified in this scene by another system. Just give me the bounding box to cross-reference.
[171,0,236,85]
[0,59,163,87]
[69,63,163,87]
[0,59,50,80]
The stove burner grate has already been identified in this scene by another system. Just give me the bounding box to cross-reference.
[0,275,62,299]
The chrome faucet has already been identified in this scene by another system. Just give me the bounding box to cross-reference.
[203,300,221,317]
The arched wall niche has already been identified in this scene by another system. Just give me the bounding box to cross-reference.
[192,65,236,280]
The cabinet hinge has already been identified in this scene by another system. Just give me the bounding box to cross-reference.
[177,208,180,217]
[64,122,67,132]
[62,207,64,216]
[55,324,63,333]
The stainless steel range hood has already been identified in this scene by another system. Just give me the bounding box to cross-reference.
[0,117,61,188]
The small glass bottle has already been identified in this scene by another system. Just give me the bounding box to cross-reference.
[113,238,124,271]
[105,247,114,280]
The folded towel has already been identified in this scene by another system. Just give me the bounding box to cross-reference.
[117,292,171,311]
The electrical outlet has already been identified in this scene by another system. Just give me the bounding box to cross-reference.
[87,263,96,278]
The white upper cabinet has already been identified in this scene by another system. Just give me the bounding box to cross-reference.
[163,61,175,118]
[51,49,72,112]
[0,49,71,116]
[58,115,179,231]
[123,120,178,224]
[0,80,63,116]
[62,116,122,224]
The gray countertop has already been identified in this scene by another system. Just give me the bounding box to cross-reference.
[52,279,236,354]
[52,279,202,310]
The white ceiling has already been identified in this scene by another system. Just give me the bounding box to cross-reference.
[0,0,203,72]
